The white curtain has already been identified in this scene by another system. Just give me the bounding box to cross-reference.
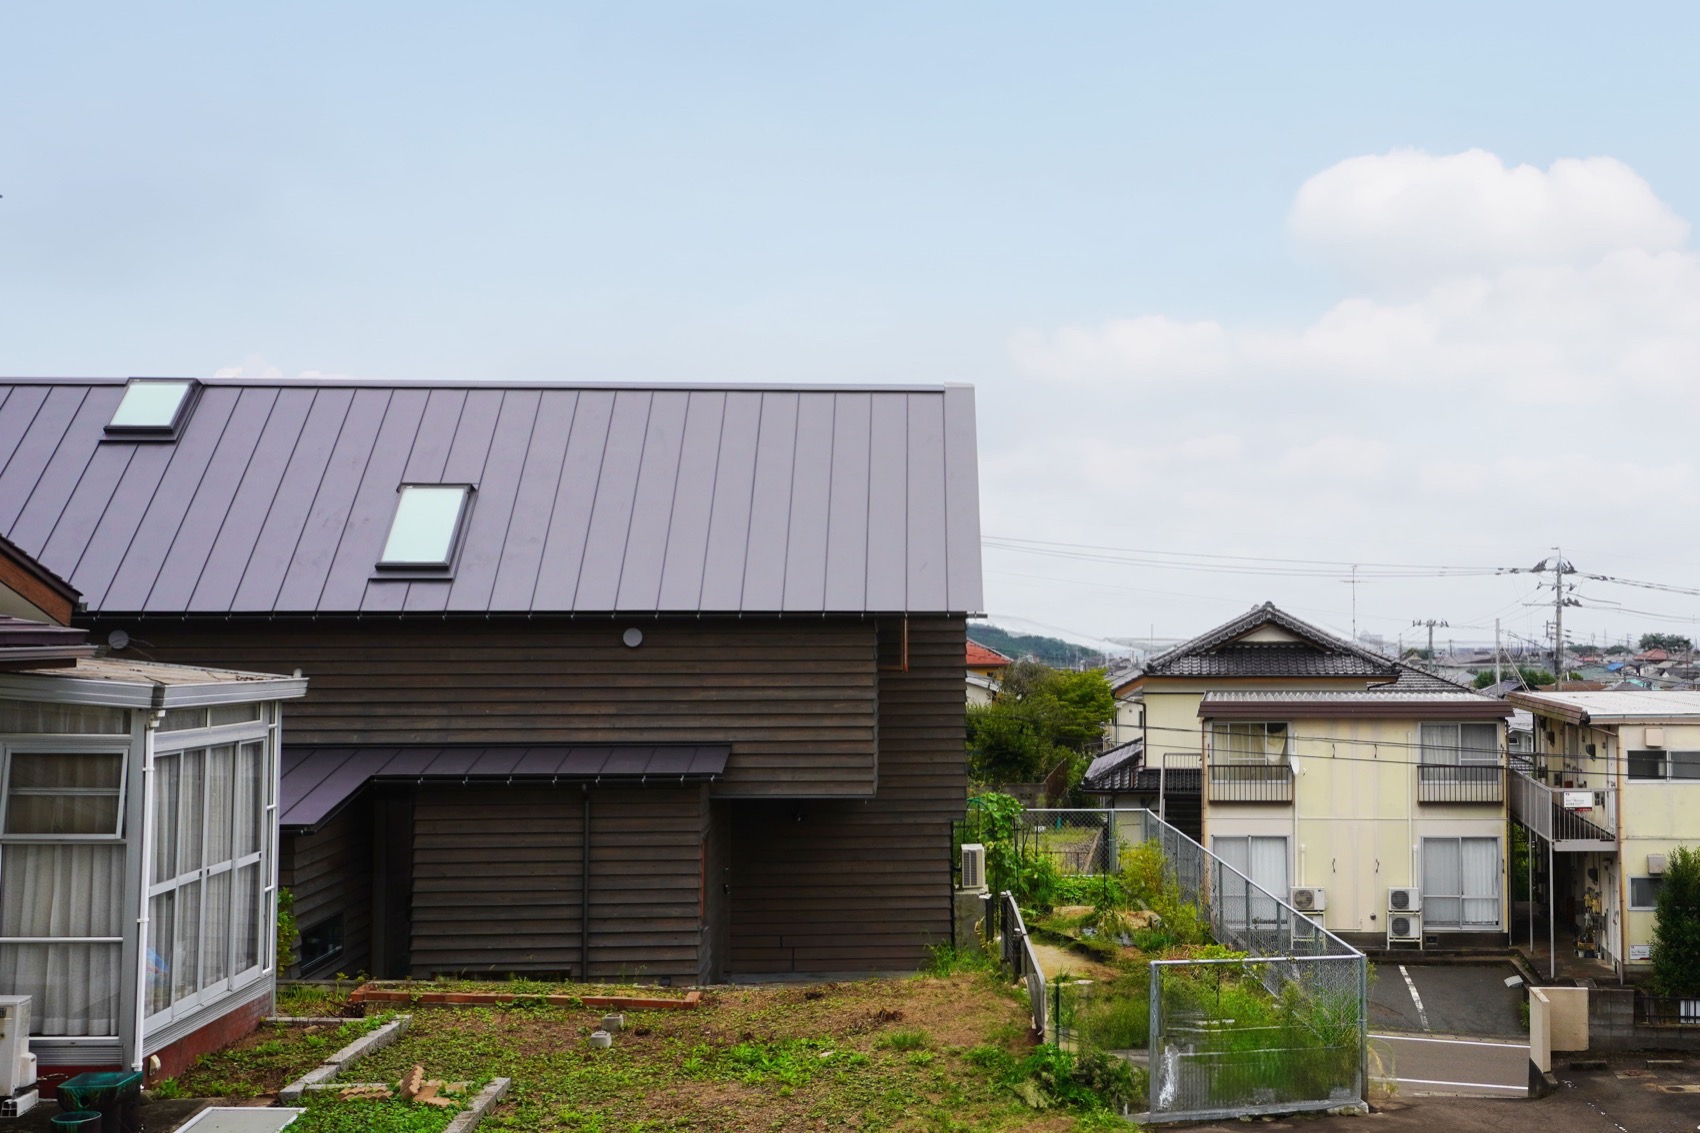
[1462,838,1500,926]
[0,844,123,1035]
[1424,838,1500,927]
[1212,836,1288,928]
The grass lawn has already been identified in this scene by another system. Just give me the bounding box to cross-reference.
[163,968,1128,1132]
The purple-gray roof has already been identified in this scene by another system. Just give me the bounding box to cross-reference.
[281,743,732,830]
[0,379,983,616]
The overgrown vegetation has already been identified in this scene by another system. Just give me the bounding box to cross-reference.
[276,887,298,974]
[156,1014,392,1098]
[967,624,1124,670]
[966,660,1115,787]
[1651,845,1700,997]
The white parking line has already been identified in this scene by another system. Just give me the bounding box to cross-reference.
[1398,965,1430,1031]
[1389,1077,1526,1092]
[1372,1033,1528,1049]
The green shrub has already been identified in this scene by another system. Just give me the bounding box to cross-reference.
[1652,845,1700,997]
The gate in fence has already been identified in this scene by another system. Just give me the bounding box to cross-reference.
[981,806,1367,1124]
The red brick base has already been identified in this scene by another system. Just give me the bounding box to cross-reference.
[147,992,272,1085]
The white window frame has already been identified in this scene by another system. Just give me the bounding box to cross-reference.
[377,484,474,571]
[0,743,129,841]
[1626,750,1700,781]
[1629,876,1664,910]
[0,741,131,1039]
[1210,722,1291,765]
[1211,835,1290,929]
[1418,723,1500,770]
[144,727,272,1028]
[1421,836,1502,930]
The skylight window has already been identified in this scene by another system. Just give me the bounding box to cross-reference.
[378,485,472,570]
[105,379,198,438]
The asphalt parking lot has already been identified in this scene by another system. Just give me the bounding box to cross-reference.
[1369,961,1526,1037]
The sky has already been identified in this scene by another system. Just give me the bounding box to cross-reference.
[7,3,1700,652]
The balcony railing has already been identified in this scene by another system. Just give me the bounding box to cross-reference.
[1418,763,1504,803]
[1208,761,1294,803]
[1509,772,1616,848]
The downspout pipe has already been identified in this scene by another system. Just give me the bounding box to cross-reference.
[582,787,591,983]
[132,687,166,1073]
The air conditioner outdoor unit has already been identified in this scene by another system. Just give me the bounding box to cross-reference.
[1290,887,1327,913]
[1648,854,1668,875]
[1292,911,1326,944]
[1387,912,1422,943]
[1388,887,1421,914]
[960,843,986,891]
[0,996,33,1096]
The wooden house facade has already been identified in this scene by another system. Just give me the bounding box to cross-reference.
[0,377,983,984]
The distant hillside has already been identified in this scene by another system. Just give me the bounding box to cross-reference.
[967,624,1119,670]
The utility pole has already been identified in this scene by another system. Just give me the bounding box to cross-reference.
[1495,618,1502,685]
[1498,549,1580,678]
[1412,618,1449,658]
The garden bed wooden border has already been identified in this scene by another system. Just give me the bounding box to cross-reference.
[348,986,703,1011]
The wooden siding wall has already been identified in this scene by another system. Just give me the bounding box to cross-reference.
[102,618,878,797]
[409,784,708,982]
[728,616,966,973]
[281,803,372,977]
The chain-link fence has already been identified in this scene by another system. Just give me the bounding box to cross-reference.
[976,804,1367,1124]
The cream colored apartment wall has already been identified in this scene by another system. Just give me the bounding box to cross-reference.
[1204,714,1508,934]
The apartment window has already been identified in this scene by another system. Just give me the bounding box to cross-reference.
[1423,837,1501,929]
[1419,723,1499,771]
[1630,876,1665,910]
[0,750,127,1036]
[146,741,268,1022]
[105,379,197,438]
[1211,722,1290,764]
[1627,751,1700,780]
[378,485,472,570]
[1212,835,1289,928]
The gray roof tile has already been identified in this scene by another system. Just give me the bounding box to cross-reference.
[0,379,983,616]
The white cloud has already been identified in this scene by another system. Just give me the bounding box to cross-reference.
[1289,148,1689,291]
[985,148,1700,643]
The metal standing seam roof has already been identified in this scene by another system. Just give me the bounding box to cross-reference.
[280,744,733,830]
[0,378,983,616]
[1508,688,1700,723]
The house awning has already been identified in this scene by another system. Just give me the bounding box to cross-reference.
[280,744,731,832]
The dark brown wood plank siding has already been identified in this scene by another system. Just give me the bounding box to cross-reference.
[408,784,707,982]
[99,617,877,797]
[280,802,372,977]
[728,616,965,973]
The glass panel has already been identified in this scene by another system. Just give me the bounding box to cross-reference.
[1460,724,1499,764]
[173,879,201,1001]
[380,485,468,566]
[205,745,234,864]
[1423,838,1463,928]
[5,794,120,835]
[202,869,231,989]
[9,753,122,789]
[0,942,122,1036]
[298,915,344,970]
[1628,751,1664,779]
[179,750,205,873]
[1461,838,1500,926]
[0,844,124,937]
[160,707,208,732]
[1670,752,1700,780]
[1631,877,1664,908]
[147,891,174,1016]
[233,863,261,972]
[0,701,127,734]
[208,702,262,727]
[1421,724,1460,766]
[235,743,263,857]
[152,754,179,883]
[109,379,191,428]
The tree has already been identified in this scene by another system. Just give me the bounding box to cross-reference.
[1651,846,1700,997]
[1604,645,1631,656]
[1472,667,1554,689]
[1638,633,1694,653]
[966,660,1115,786]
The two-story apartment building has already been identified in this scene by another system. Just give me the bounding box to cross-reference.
[1507,689,1700,980]
[1124,604,1513,947]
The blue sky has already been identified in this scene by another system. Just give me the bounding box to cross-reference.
[8,3,1700,648]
